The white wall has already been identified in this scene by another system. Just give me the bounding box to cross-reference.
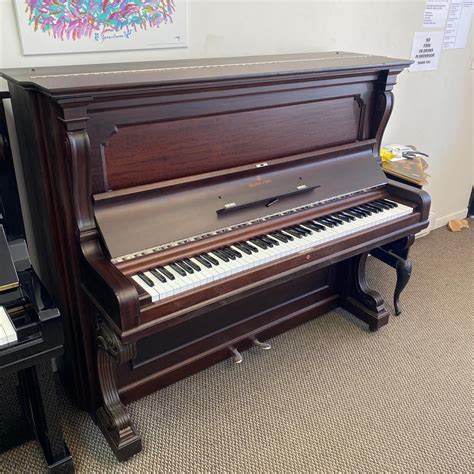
[1,0,472,227]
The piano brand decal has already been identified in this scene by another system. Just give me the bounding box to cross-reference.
[14,0,187,55]
[248,177,273,188]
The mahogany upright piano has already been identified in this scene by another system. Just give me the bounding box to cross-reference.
[1,52,430,460]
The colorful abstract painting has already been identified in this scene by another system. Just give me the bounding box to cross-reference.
[15,0,187,55]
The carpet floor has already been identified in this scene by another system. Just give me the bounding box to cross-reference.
[1,225,472,473]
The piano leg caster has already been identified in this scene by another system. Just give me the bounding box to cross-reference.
[252,337,271,350]
[230,346,243,364]
[95,320,142,462]
[340,252,389,332]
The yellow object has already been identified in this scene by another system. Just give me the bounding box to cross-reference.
[380,147,396,161]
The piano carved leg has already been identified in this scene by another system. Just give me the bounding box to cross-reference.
[340,252,389,332]
[371,234,415,315]
[394,256,412,316]
[95,320,142,461]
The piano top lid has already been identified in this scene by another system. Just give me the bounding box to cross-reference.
[0,51,412,96]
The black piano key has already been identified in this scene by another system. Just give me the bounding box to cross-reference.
[138,273,155,287]
[284,228,303,238]
[170,263,187,277]
[212,250,229,262]
[150,269,167,283]
[234,243,252,255]
[202,253,219,265]
[276,231,292,241]
[221,248,237,260]
[348,208,366,217]
[364,203,382,213]
[243,242,259,252]
[279,231,294,241]
[294,225,312,235]
[228,247,242,258]
[333,213,351,223]
[267,235,281,245]
[271,233,288,243]
[316,218,334,228]
[290,226,306,236]
[195,255,212,268]
[354,206,370,216]
[359,204,376,214]
[157,266,175,280]
[250,239,268,249]
[338,212,355,221]
[322,217,341,226]
[375,199,395,209]
[328,215,344,224]
[302,222,321,232]
[308,221,326,231]
[373,199,391,209]
[381,199,398,208]
[185,258,201,271]
[300,224,317,233]
[368,202,386,211]
[259,236,275,247]
[177,260,194,274]
[228,246,243,257]
[344,209,362,219]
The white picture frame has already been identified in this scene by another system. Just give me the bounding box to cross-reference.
[14,0,187,55]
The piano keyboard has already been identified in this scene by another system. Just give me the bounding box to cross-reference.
[0,305,17,348]
[131,199,412,303]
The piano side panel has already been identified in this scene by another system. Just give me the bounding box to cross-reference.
[104,96,362,190]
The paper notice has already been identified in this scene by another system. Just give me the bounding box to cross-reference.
[409,31,444,71]
[423,0,450,28]
[443,1,473,49]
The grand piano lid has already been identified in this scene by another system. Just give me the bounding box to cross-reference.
[0,51,412,96]
[94,146,387,262]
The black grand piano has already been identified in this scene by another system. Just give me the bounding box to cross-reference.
[1,52,430,461]
[0,92,73,472]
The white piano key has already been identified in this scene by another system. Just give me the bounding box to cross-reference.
[144,271,174,299]
[0,306,17,346]
[132,275,160,302]
[0,326,8,348]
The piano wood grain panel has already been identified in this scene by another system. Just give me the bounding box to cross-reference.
[104,97,360,189]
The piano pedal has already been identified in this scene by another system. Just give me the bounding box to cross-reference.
[230,346,243,364]
[252,337,271,350]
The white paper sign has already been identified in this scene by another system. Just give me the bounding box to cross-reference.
[443,1,473,48]
[423,0,450,28]
[409,32,444,71]
[14,0,188,55]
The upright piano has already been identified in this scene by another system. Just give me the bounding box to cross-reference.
[1,52,430,460]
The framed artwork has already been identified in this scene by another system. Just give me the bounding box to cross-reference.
[14,0,187,55]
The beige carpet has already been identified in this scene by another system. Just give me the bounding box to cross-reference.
[1,225,472,473]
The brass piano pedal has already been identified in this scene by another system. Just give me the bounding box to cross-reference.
[230,346,243,364]
[252,337,271,350]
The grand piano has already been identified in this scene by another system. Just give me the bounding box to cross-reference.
[1,52,430,461]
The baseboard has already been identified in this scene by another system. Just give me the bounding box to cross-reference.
[434,208,468,229]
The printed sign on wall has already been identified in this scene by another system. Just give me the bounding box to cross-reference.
[409,31,444,71]
[14,0,187,55]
